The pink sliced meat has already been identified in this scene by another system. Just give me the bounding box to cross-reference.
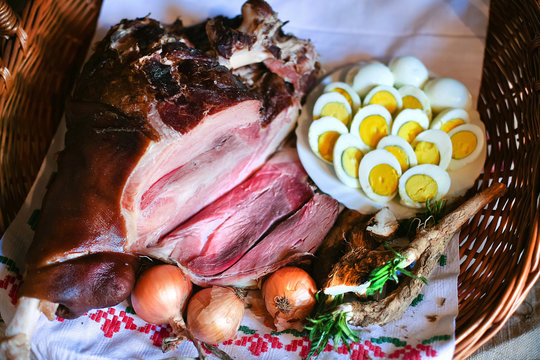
[142,149,313,275]
[188,193,340,287]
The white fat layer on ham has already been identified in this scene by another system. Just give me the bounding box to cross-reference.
[123,96,300,256]
[122,99,262,250]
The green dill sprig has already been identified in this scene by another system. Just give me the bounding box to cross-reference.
[401,198,447,236]
[304,293,360,359]
[366,244,428,296]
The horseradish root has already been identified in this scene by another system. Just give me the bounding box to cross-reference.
[343,182,507,326]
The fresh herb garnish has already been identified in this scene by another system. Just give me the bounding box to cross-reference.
[402,198,447,236]
[304,292,360,359]
[366,244,428,296]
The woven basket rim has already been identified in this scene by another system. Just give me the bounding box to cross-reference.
[1,0,539,359]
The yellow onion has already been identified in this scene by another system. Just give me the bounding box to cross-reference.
[262,267,317,331]
[187,286,245,344]
[131,265,192,329]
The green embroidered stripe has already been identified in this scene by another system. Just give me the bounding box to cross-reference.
[239,325,256,335]
[125,306,136,315]
[270,328,309,337]
[371,336,407,347]
[439,255,447,266]
[27,209,41,231]
[422,334,452,344]
[410,293,424,307]
[0,256,21,275]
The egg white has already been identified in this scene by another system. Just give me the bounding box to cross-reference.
[389,56,429,88]
[308,117,349,164]
[412,129,452,170]
[430,108,470,132]
[398,85,432,120]
[352,62,395,97]
[423,78,472,113]
[447,123,485,170]
[324,82,361,111]
[359,149,402,203]
[391,109,430,143]
[363,85,403,115]
[349,104,392,150]
[376,135,418,172]
[398,164,451,208]
[312,92,352,126]
[333,134,367,188]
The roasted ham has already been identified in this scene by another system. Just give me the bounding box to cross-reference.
[2,1,335,358]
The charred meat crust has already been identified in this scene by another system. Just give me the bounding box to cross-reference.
[25,104,153,269]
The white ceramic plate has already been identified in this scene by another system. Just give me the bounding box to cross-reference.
[296,64,487,219]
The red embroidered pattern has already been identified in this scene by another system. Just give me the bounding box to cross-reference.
[0,258,447,359]
[0,272,22,305]
[80,306,440,359]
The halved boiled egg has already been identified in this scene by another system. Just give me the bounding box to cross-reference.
[308,117,348,164]
[412,129,452,170]
[447,124,485,170]
[423,78,472,113]
[324,82,361,111]
[376,135,418,173]
[352,62,394,98]
[313,92,352,127]
[391,109,430,143]
[389,56,429,88]
[430,108,470,133]
[363,85,403,116]
[359,149,402,203]
[333,134,368,188]
[399,85,432,119]
[349,104,392,149]
[398,164,451,207]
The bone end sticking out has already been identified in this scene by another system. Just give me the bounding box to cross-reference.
[0,297,58,360]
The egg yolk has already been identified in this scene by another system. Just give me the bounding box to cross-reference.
[414,141,440,165]
[397,122,424,143]
[318,131,341,162]
[368,91,398,114]
[441,118,465,133]
[332,88,353,108]
[405,174,438,203]
[369,164,399,196]
[385,145,409,172]
[317,103,350,126]
[342,147,363,178]
[402,95,423,110]
[359,115,388,147]
[451,130,477,159]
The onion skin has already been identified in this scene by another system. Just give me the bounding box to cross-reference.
[131,265,192,325]
[187,287,244,344]
[262,267,317,331]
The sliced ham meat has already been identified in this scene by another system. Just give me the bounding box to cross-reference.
[16,0,328,325]
[190,193,339,287]
[141,149,314,275]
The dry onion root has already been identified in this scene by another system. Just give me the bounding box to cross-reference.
[262,267,317,331]
[130,265,193,351]
[186,286,245,345]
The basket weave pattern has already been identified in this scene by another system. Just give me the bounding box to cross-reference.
[453,0,540,358]
[0,0,101,231]
[0,0,538,358]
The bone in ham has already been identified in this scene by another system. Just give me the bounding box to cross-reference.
[2,1,332,357]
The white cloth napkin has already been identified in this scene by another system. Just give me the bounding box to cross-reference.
[0,1,489,359]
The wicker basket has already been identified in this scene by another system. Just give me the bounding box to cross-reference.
[0,0,538,358]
